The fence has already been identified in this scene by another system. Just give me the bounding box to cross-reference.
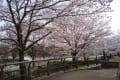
[0,56,98,80]
[117,63,120,80]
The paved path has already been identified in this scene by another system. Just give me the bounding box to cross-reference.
[44,69,117,80]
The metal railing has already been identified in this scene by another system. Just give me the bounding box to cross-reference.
[0,56,98,80]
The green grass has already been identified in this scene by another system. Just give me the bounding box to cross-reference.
[109,56,120,62]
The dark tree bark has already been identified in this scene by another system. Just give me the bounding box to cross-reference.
[103,49,107,60]
[19,50,26,80]
[12,53,16,62]
[71,51,77,64]
[83,53,87,62]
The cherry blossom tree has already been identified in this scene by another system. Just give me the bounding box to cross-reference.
[49,16,111,62]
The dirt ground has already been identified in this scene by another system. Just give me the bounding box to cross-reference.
[44,69,117,80]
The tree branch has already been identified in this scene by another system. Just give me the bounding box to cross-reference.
[25,31,52,50]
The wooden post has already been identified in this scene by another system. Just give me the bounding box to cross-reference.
[61,58,63,64]
[0,65,4,80]
[63,58,66,73]
[47,60,50,76]
[60,58,63,70]
[95,56,98,65]
[117,63,120,80]
[86,57,89,66]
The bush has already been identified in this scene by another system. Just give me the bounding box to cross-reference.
[100,61,119,68]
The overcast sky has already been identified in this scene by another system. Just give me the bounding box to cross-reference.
[110,0,120,33]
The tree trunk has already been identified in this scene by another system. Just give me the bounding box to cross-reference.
[19,50,26,80]
[103,50,107,60]
[72,55,76,64]
[12,53,15,62]
[86,57,89,66]
[32,55,35,67]
[72,54,78,69]
[71,52,77,65]
[83,53,87,62]
[71,51,77,63]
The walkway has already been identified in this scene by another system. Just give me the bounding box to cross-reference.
[44,69,117,80]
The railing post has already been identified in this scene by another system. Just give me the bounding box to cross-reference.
[117,63,120,80]
[61,58,63,64]
[63,58,66,73]
[47,60,50,76]
[86,57,89,66]
[0,65,4,80]
[95,56,98,65]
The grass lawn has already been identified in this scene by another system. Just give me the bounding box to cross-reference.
[110,56,120,62]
